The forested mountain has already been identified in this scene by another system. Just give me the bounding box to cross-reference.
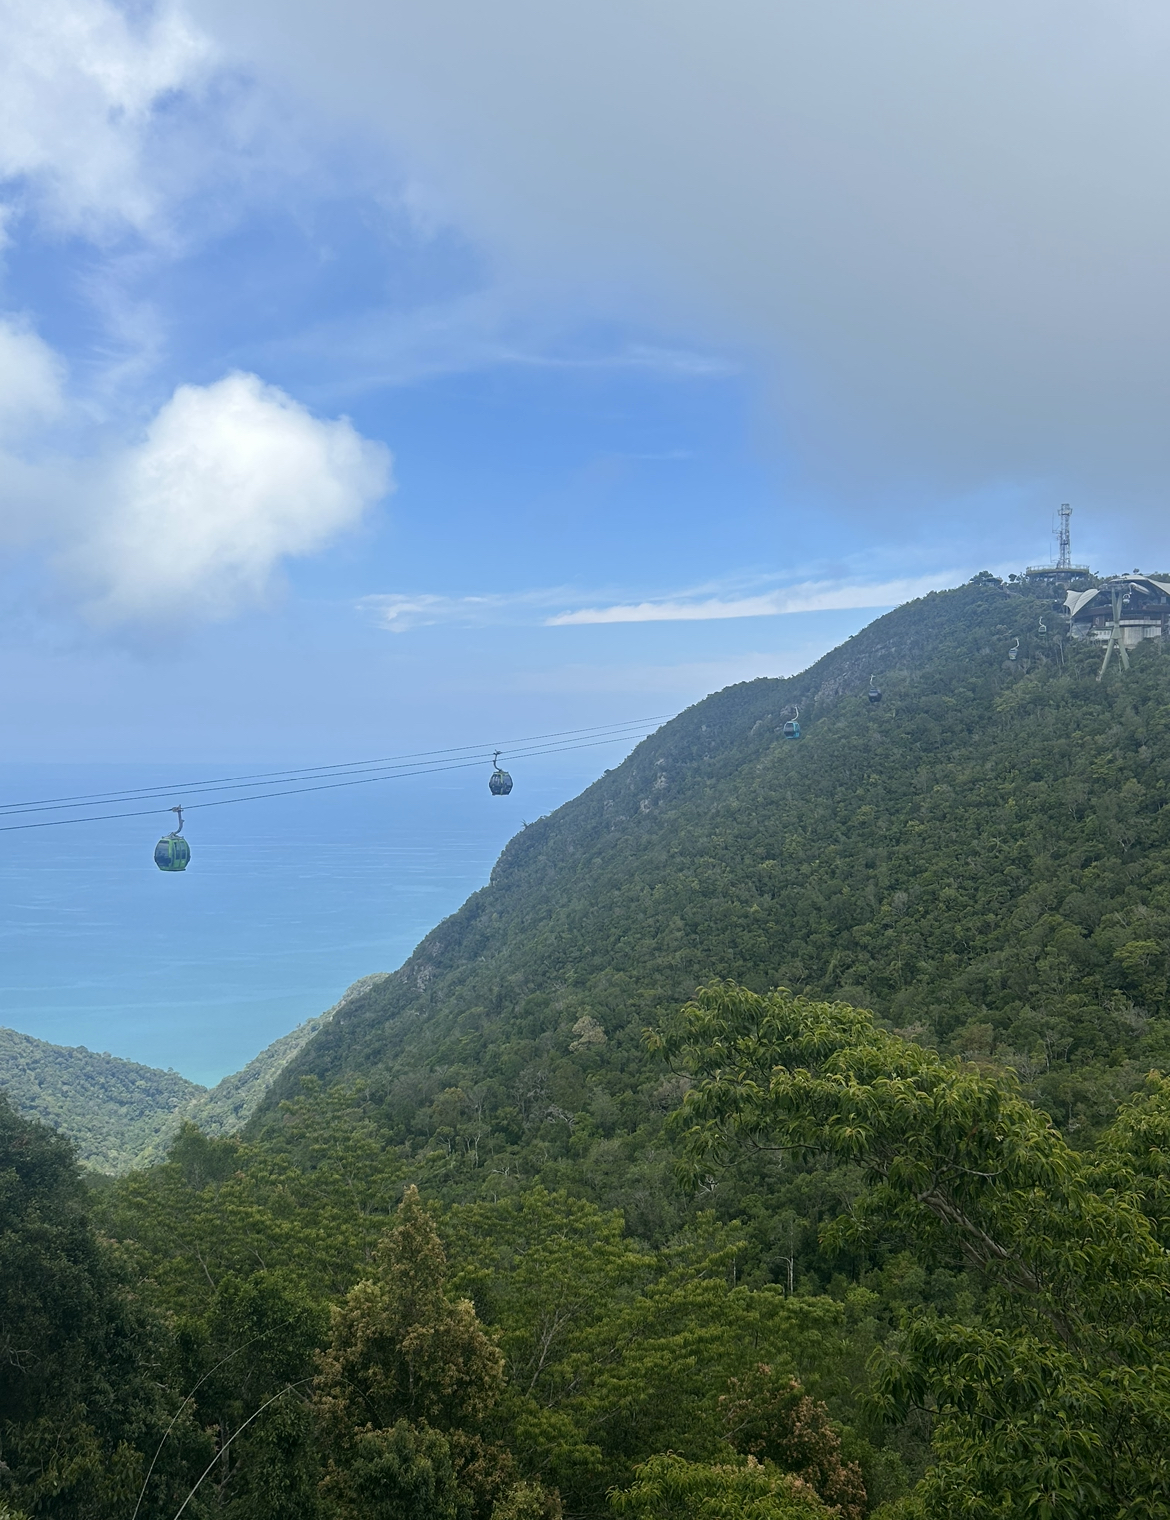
[11,575,1170,1519]
[0,1026,203,1174]
[260,576,1170,1158]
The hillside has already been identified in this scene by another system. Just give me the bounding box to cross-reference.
[0,1027,202,1174]
[256,577,1170,1157]
[0,975,387,1171]
[188,972,389,1138]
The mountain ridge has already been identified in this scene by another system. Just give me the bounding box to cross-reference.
[11,576,1169,1174]
[253,576,1170,1153]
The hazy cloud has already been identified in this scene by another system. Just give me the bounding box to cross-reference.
[260,285,735,401]
[190,0,1170,546]
[364,593,508,633]
[0,317,74,554]
[0,317,66,436]
[362,589,569,632]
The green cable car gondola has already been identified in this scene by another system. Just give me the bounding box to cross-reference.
[489,751,513,796]
[868,675,882,704]
[782,706,802,739]
[154,806,190,872]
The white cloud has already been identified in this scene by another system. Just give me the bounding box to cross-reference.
[76,372,391,623]
[0,0,212,235]
[0,317,66,436]
[362,589,559,632]
[363,571,964,632]
[0,315,393,625]
[546,574,963,625]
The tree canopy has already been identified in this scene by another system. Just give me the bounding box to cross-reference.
[659,981,1170,1517]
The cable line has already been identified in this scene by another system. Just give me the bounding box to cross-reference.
[0,716,669,820]
[0,717,664,816]
[0,723,666,834]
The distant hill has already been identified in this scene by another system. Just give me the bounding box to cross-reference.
[0,1027,202,1174]
[252,578,1170,1162]
[0,973,389,1172]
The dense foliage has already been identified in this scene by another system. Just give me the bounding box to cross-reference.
[0,1093,207,1518]
[93,1105,897,1517]
[661,981,1170,1517]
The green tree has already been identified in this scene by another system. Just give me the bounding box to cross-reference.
[99,1083,408,1320]
[445,1188,860,1515]
[658,982,1170,1518]
[720,1364,865,1520]
[168,1270,327,1520]
[0,1094,207,1519]
[608,1453,832,1519]
[314,1185,519,1520]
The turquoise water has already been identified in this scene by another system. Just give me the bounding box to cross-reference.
[0,754,620,1085]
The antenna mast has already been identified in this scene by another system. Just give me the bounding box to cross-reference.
[1057,503,1072,571]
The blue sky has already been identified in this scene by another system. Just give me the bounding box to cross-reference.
[3,0,1170,763]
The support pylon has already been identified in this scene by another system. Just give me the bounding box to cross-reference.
[1098,585,1131,680]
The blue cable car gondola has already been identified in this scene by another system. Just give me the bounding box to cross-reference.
[154,806,190,872]
[868,675,882,704]
[489,752,513,796]
[782,707,802,740]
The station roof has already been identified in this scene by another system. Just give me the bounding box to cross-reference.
[1066,577,1170,619]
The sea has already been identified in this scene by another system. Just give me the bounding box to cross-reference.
[0,753,622,1086]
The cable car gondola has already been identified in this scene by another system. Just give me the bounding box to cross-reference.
[782,707,802,740]
[1008,638,1020,662]
[154,806,190,872]
[488,752,513,796]
[867,675,882,704]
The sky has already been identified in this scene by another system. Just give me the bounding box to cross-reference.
[3,0,1170,764]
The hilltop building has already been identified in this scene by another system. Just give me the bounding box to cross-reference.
[1065,576,1170,648]
[1016,504,1170,669]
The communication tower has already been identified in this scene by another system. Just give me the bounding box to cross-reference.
[1025,503,1090,583]
[1057,503,1072,571]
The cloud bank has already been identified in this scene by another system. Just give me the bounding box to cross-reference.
[547,575,962,626]
[191,0,1170,532]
